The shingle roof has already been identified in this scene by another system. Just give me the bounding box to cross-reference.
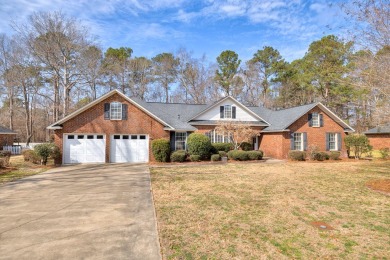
[0,125,16,134]
[248,103,318,131]
[364,125,390,134]
[131,98,210,130]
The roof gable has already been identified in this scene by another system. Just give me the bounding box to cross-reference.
[47,90,174,130]
[189,96,270,125]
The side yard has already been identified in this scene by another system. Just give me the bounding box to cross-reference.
[0,155,54,184]
[151,161,390,259]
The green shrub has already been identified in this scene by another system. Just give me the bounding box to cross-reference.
[228,150,249,161]
[345,134,372,159]
[240,142,252,151]
[218,151,227,157]
[187,133,213,159]
[288,151,306,161]
[321,152,330,160]
[379,148,389,159]
[211,154,221,161]
[329,151,341,160]
[212,143,234,152]
[312,152,324,161]
[22,149,40,164]
[151,139,171,162]
[189,154,201,162]
[248,151,263,160]
[170,150,187,162]
[0,150,11,167]
[34,143,59,165]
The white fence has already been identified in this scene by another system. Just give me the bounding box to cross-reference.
[15,142,42,149]
[2,145,22,155]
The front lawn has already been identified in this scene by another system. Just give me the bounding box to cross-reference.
[151,161,390,259]
[0,155,54,184]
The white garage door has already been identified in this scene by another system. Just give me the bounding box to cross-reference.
[110,134,149,163]
[64,134,106,164]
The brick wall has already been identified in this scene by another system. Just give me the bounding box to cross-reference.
[0,134,15,147]
[54,93,169,163]
[366,134,390,150]
[259,106,349,159]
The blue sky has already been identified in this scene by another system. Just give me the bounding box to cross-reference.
[0,0,348,63]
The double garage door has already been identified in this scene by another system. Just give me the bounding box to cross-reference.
[63,134,149,164]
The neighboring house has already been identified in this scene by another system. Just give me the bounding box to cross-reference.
[0,125,17,148]
[364,125,390,150]
[47,90,355,164]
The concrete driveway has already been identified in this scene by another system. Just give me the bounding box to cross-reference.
[0,164,161,260]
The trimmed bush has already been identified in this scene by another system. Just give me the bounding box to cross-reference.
[218,151,227,158]
[240,142,252,151]
[211,154,221,161]
[379,148,389,159]
[190,154,201,162]
[248,151,263,160]
[22,149,40,164]
[312,152,325,161]
[212,143,234,152]
[288,151,306,161]
[329,151,341,160]
[321,152,330,160]
[345,134,372,159]
[151,139,171,162]
[228,150,249,161]
[0,150,11,167]
[187,133,213,159]
[170,150,186,162]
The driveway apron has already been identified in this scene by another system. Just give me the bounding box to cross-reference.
[0,164,161,260]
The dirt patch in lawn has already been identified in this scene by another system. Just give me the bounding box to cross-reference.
[310,221,335,230]
[366,179,390,194]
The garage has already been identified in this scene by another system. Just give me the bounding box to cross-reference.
[63,134,106,164]
[110,134,149,163]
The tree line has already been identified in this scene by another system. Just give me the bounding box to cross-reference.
[0,0,388,144]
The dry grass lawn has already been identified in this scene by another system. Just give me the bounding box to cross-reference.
[150,161,390,259]
[0,155,54,184]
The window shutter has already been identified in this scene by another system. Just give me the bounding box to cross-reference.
[303,133,307,151]
[326,133,330,151]
[308,113,312,127]
[170,132,175,151]
[320,114,324,127]
[337,132,342,151]
[104,103,110,120]
[232,106,236,119]
[290,133,294,150]
[220,106,224,118]
[122,104,128,120]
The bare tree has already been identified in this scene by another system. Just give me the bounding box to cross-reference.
[79,45,103,100]
[12,11,93,118]
[215,121,259,150]
[152,53,178,103]
[129,56,152,100]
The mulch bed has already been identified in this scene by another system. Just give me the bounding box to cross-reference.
[0,167,16,175]
[366,179,390,195]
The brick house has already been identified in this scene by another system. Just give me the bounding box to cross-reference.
[364,125,390,150]
[47,90,354,164]
[0,125,16,148]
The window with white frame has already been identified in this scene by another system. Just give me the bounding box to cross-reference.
[175,132,187,150]
[293,133,303,151]
[312,112,320,127]
[328,133,337,150]
[110,102,122,120]
[205,130,232,143]
[224,105,232,119]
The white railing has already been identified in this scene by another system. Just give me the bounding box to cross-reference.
[2,145,22,155]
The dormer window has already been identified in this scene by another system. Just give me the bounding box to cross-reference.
[220,105,236,119]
